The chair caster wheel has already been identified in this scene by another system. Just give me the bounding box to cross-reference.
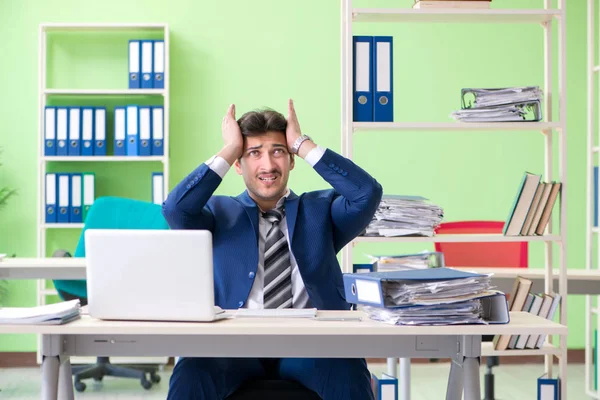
[141,378,152,390]
[93,376,103,382]
[150,373,161,383]
[74,381,86,392]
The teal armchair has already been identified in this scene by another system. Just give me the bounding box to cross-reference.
[53,196,169,392]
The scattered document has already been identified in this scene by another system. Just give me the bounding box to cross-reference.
[0,299,81,325]
[234,308,318,318]
[363,195,443,237]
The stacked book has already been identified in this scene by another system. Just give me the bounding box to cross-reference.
[362,195,444,237]
[413,0,491,8]
[503,172,561,236]
[451,86,543,122]
[494,276,561,350]
[343,268,509,326]
[0,299,81,325]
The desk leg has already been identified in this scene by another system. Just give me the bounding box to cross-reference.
[387,357,398,377]
[446,335,482,400]
[58,356,74,400]
[41,356,60,400]
[445,357,464,400]
[399,358,410,400]
[462,357,481,400]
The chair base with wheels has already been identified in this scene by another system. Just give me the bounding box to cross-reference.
[71,357,161,392]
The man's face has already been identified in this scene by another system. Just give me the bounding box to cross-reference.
[234,131,295,206]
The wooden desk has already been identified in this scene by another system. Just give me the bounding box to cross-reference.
[0,311,566,400]
[0,258,85,280]
[0,258,576,400]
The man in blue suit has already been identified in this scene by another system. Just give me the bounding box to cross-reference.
[162,99,383,400]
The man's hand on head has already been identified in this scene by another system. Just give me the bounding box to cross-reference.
[219,104,244,166]
[286,99,315,159]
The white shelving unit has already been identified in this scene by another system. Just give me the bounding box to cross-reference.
[36,23,170,365]
[587,0,600,397]
[340,2,568,399]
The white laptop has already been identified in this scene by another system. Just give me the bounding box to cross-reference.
[85,229,226,322]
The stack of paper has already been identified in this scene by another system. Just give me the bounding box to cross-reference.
[343,268,507,326]
[363,195,443,237]
[451,86,543,122]
[367,251,444,272]
[0,299,81,325]
[363,300,483,326]
[382,274,493,306]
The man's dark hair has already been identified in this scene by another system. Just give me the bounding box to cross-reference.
[237,109,287,137]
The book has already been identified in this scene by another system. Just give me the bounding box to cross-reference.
[503,172,542,236]
[535,183,561,235]
[493,276,532,350]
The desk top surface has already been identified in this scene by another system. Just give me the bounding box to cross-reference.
[2,258,598,277]
[0,257,84,268]
[0,311,567,336]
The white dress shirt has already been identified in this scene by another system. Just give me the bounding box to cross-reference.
[206,145,326,309]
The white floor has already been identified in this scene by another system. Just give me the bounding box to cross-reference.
[0,362,588,399]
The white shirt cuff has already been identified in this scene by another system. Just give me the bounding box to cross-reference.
[304,145,326,167]
[205,155,231,179]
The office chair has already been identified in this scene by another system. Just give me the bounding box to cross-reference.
[54,196,323,399]
[434,220,528,400]
[52,196,168,392]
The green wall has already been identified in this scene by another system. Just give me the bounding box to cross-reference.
[0,0,591,352]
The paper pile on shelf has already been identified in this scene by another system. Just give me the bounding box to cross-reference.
[363,195,443,237]
[450,86,543,122]
[0,299,81,325]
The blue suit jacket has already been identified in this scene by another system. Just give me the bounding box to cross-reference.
[162,149,382,310]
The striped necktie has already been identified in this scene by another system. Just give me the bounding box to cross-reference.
[262,207,293,309]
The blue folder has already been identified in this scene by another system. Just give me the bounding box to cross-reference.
[371,372,398,400]
[343,268,510,324]
[353,36,373,122]
[344,268,486,307]
[537,374,560,400]
[44,106,57,156]
[372,36,393,122]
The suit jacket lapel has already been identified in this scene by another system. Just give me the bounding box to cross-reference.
[235,190,259,244]
[285,190,300,245]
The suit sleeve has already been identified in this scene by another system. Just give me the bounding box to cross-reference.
[162,163,221,231]
[312,149,383,251]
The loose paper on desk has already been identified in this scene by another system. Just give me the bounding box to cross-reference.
[234,308,317,318]
[0,299,81,325]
